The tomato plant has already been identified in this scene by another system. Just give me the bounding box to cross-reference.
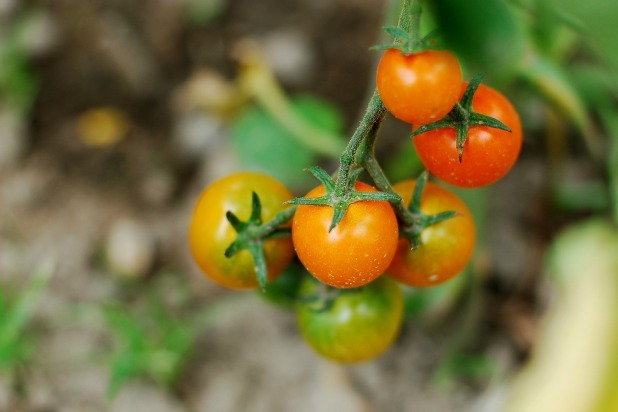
[188,172,294,290]
[388,179,475,287]
[292,181,399,288]
[185,0,535,368]
[376,48,463,125]
[413,82,523,188]
[296,276,404,363]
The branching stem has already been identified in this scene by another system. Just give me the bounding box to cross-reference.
[247,206,296,239]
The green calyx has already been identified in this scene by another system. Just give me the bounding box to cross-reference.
[295,279,362,312]
[286,166,401,232]
[411,73,512,162]
[400,171,459,250]
[370,28,443,55]
[224,191,293,290]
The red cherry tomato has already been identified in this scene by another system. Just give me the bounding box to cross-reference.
[413,83,523,188]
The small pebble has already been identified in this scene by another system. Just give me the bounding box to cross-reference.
[105,218,156,280]
[261,29,316,86]
[173,110,225,163]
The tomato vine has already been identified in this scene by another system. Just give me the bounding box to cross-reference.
[188,0,523,362]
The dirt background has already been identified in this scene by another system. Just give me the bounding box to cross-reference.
[0,0,555,411]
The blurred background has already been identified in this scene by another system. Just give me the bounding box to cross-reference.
[1,0,618,411]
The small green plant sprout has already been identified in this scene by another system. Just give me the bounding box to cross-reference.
[0,263,53,381]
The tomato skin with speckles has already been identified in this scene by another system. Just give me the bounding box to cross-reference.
[377,48,463,125]
[292,182,399,288]
[387,179,475,287]
[296,276,403,363]
[188,172,294,290]
[413,83,523,188]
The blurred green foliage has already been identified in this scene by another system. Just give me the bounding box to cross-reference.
[384,139,424,184]
[549,0,618,74]
[185,0,226,26]
[231,94,345,190]
[103,274,245,399]
[0,16,39,113]
[427,0,524,77]
[0,269,50,377]
[258,263,308,309]
[104,298,194,398]
[403,270,468,321]
[504,220,618,412]
[433,352,496,389]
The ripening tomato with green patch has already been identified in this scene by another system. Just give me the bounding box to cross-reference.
[188,172,294,290]
[413,83,523,188]
[292,181,399,289]
[376,48,463,125]
[388,179,475,287]
[296,276,404,363]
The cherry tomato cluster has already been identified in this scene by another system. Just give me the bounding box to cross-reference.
[189,22,522,363]
[189,170,476,362]
[377,50,523,188]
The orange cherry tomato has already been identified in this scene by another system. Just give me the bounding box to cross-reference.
[377,48,463,125]
[292,181,399,288]
[387,179,475,287]
[188,172,294,290]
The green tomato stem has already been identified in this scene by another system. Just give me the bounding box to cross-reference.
[351,0,421,226]
[405,0,421,43]
[248,205,297,240]
[335,91,386,195]
[239,0,423,262]
[362,152,415,227]
[334,0,420,196]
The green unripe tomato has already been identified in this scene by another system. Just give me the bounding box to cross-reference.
[296,276,404,363]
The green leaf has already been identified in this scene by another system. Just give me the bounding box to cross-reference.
[0,269,50,350]
[103,306,147,352]
[292,94,345,136]
[519,55,600,157]
[185,0,225,26]
[108,354,143,399]
[0,266,51,373]
[231,105,313,188]
[523,0,582,59]
[548,0,618,75]
[427,0,524,76]
[230,94,344,189]
[0,18,39,113]
[568,64,618,110]
[249,192,262,224]
[553,180,610,212]
[433,352,495,387]
[383,26,410,42]
[306,166,336,192]
[520,56,589,132]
